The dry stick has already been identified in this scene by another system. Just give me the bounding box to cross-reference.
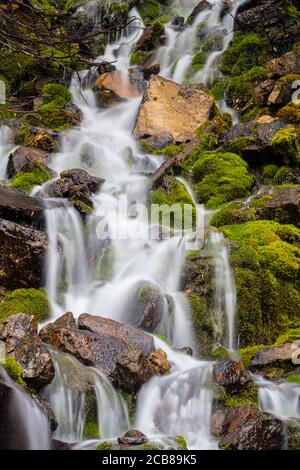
[148,136,200,189]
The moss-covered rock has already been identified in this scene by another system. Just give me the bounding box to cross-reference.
[11,163,52,191]
[221,221,300,347]
[0,288,50,323]
[39,83,72,111]
[137,0,164,25]
[270,126,300,165]
[220,33,263,76]
[3,356,27,388]
[192,152,254,209]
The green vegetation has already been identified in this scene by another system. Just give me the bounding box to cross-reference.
[96,441,113,450]
[270,127,300,165]
[0,288,50,323]
[222,383,259,409]
[221,33,263,76]
[39,83,72,111]
[82,420,100,440]
[226,67,267,108]
[192,152,253,209]
[221,221,300,347]
[287,375,300,384]
[138,0,163,24]
[11,163,51,191]
[3,357,26,388]
[176,434,188,450]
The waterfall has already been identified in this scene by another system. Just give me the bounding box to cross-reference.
[42,349,129,443]
[209,231,236,352]
[0,125,14,180]
[0,366,51,450]
[255,376,300,421]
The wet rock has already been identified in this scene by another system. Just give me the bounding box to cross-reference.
[64,103,83,126]
[53,311,76,329]
[42,168,104,216]
[287,419,300,450]
[0,219,48,289]
[268,77,296,106]
[187,0,212,25]
[95,70,141,100]
[148,348,170,376]
[143,133,175,151]
[258,187,300,228]
[267,48,300,78]
[142,63,161,80]
[118,429,147,446]
[175,346,193,356]
[78,313,155,355]
[235,0,286,33]
[171,17,185,32]
[219,410,284,450]
[40,317,170,391]
[0,314,55,389]
[133,75,215,143]
[213,360,251,395]
[211,408,228,438]
[7,146,50,177]
[250,343,300,369]
[15,128,59,153]
[0,185,47,230]
[134,22,165,52]
[253,79,275,106]
[130,281,167,333]
[97,61,116,75]
[51,439,73,450]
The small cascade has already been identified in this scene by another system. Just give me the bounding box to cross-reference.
[255,376,300,420]
[209,231,236,352]
[0,366,51,450]
[42,349,129,443]
[0,125,14,180]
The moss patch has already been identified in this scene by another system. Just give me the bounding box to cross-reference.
[0,288,50,323]
[3,356,26,388]
[11,163,51,191]
[39,83,72,111]
[192,152,254,209]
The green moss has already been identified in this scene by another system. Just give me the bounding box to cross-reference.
[221,33,263,76]
[277,103,300,125]
[262,164,279,181]
[135,442,160,450]
[211,79,225,100]
[223,383,259,409]
[270,126,300,165]
[176,434,187,450]
[96,441,113,450]
[210,202,256,228]
[0,288,50,323]
[83,420,100,440]
[192,152,254,209]
[274,327,300,346]
[39,83,72,111]
[119,390,136,426]
[227,67,267,108]
[3,357,26,388]
[191,52,206,73]
[187,294,214,358]
[23,109,75,131]
[238,345,267,367]
[288,375,300,384]
[130,51,145,66]
[11,163,51,191]
[212,345,231,361]
[138,0,163,24]
[221,221,300,347]
[157,143,185,158]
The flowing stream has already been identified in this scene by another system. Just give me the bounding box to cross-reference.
[1,0,298,450]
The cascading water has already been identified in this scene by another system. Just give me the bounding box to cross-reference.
[0,366,51,450]
[255,376,300,421]
[42,349,129,443]
[40,1,254,449]
[0,125,14,180]
[209,231,236,352]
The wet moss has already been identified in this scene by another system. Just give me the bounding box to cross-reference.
[187,294,214,359]
[277,103,300,125]
[191,52,206,73]
[0,288,50,323]
[39,83,72,111]
[221,33,263,76]
[23,109,75,131]
[221,221,300,347]
[83,420,100,440]
[11,163,51,191]
[138,0,163,25]
[176,434,187,450]
[210,202,256,228]
[96,441,113,450]
[227,67,267,109]
[3,357,26,388]
[192,152,254,209]
[222,383,259,409]
[270,126,300,165]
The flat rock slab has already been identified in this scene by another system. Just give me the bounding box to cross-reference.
[133,75,215,143]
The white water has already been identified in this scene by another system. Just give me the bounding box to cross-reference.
[255,376,300,420]
[209,231,236,352]
[0,126,14,180]
[43,349,129,443]
[0,366,51,450]
[156,0,249,88]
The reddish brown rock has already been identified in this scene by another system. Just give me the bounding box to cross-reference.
[0,313,55,389]
[7,146,50,177]
[78,313,155,355]
[118,430,147,446]
[213,360,251,395]
[95,71,141,99]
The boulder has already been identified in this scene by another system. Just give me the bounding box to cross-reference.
[213,360,251,395]
[133,75,215,143]
[40,314,170,392]
[219,410,284,450]
[0,314,55,389]
[7,146,50,178]
[42,168,104,216]
[250,343,300,369]
[0,218,48,289]
[118,430,147,446]
[235,0,286,32]
[134,22,164,52]
[267,49,300,78]
[253,79,275,106]
[95,70,141,101]
[78,313,155,355]
[130,281,168,333]
[0,185,47,230]
[26,129,59,153]
[258,187,300,228]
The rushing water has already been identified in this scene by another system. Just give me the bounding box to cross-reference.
[0,126,14,180]
[0,366,51,450]
[43,348,129,443]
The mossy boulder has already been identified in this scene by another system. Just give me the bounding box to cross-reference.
[270,126,300,165]
[221,221,300,348]
[192,152,254,209]
[0,288,50,323]
[11,163,52,191]
[39,83,72,111]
